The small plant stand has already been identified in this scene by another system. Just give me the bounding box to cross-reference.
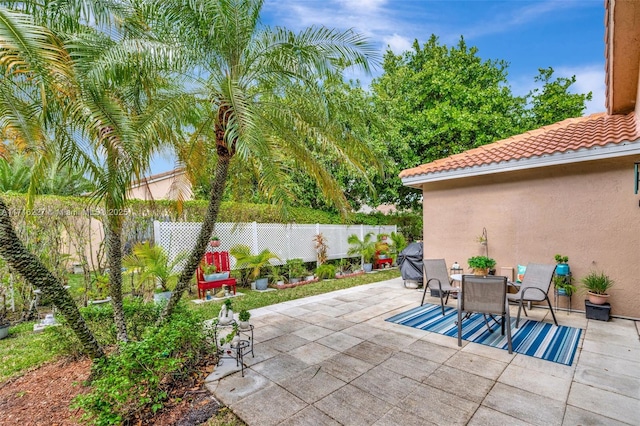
[213,321,254,377]
[554,289,572,314]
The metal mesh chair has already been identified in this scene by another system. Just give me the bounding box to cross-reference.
[458,275,512,353]
[507,263,558,328]
[421,259,460,315]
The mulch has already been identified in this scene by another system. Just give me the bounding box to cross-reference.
[0,356,222,426]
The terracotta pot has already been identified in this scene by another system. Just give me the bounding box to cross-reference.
[587,292,610,305]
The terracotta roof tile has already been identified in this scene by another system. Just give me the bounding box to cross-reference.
[399,112,640,179]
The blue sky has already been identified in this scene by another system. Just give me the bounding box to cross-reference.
[150,0,606,174]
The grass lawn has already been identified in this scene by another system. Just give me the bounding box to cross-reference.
[0,321,68,382]
[0,268,400,383]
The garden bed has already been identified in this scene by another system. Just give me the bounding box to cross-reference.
[335,270,366,279]
[276,278,319,289]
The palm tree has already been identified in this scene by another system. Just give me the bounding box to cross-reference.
[123,242,188,293]
[347,232,376,271]
[0,7,104,358]
[229,244,280,285]
[157,0,380,320]
[2,2,190,343]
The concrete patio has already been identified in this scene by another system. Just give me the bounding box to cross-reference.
[205,276,640,425]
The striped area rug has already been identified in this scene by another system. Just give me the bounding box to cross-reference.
[386,303,582,366]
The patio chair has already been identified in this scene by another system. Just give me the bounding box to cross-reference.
[507,263,557,328]
[421,259,460,315]
[196,251,237,299]
[458,275,512,353]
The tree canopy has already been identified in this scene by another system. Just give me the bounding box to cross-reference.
[364,35,592,209]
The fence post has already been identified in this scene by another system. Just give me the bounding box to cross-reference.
[252,222,258,253]
[315,224,320,267]
[153,220,160,244]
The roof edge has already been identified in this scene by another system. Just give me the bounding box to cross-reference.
[401,138,640,187]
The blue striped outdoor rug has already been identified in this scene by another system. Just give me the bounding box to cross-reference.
[386,303,582,366]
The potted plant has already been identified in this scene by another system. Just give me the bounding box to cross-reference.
[389,232,407,265]
[347,232,376,272]
[554,254,570,276]
[0,291,9,340]
[229,244,280,291]
[553,274,577,296]
[467,256,496,276]
[237,309,251,330]
[201,262,230,281]
[122,242,188,301]
[335,258,351,277]
[209,236,221,247]
[313,233,329,265]
[218,298,234,325]
[267,265,287,286]
[303,265,315,282]
[285,258,306,283]
[581,271,614,305]
[315,264,336,280]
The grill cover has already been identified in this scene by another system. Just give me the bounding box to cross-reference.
[397,242,423,282]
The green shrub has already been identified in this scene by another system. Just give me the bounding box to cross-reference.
[315,264,336,279]
[49,298,164,356]
[72,305,211,425]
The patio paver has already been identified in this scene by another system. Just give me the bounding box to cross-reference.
[205,277,640,425]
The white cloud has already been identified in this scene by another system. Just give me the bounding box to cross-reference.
[335,0,387,12]
[383,33,412,54]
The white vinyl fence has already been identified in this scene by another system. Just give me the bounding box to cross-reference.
[154,221,396,268]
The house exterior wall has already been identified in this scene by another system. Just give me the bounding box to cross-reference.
[129,174,192,201]
[421,156,640,319]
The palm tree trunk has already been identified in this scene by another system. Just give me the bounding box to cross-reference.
[105,212,128,342]
[0,198,104,358]
[159,154,231,322]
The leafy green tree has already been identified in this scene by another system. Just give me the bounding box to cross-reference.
[524,67,593,128]
[371,36,525,208]
[156,0,379,319]
[370,36,592,209]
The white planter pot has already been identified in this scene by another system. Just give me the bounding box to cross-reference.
[218,306,234,325]
[255,277,269,290]
[204,272,229,281]
[0,324,9,340]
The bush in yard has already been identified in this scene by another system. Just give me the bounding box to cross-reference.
[72,305,213,425]
[50,298,165,354]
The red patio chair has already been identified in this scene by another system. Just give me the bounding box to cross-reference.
[196,251,237,299]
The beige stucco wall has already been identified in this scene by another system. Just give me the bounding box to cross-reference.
[421,156,640,319]
[129,174,192,201]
